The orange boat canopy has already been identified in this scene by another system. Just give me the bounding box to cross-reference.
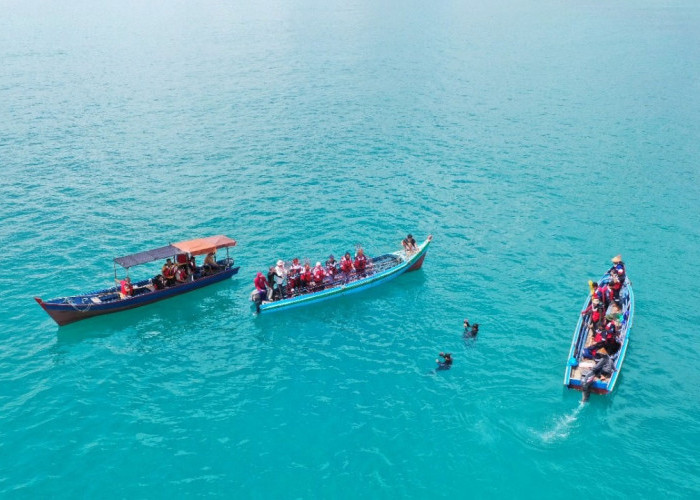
[172,235,237,256]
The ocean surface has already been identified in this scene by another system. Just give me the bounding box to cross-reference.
[1,0,699,497]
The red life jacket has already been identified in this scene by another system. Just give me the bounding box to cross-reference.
[595,285,612,304]
[340,258,353,273]
[300,269,312,283]
[313,267,325,282]
[354,255,367,270]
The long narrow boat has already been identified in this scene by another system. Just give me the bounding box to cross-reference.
[35,235,239,326]
[564,267,634,397]
[253,235,432,313]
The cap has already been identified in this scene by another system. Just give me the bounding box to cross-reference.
[277,260,284,266]
[612,255,622,263]
[315,262,322,267]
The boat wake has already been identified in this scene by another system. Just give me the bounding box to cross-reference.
[539,402,585,443]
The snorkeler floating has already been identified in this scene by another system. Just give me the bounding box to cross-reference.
[436,352,453,370]
[463,318,479,338]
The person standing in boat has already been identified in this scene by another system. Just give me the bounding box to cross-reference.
[273,260,287,299]
[266,266,278,300]
[402,234,417,253]
[253,272,269,313]
[340,252,354,282]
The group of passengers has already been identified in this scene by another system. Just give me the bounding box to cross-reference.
[119,252,223,299]
[253,247,374,304]
[580,255,627,360]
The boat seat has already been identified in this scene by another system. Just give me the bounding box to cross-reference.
[91,297,102,304]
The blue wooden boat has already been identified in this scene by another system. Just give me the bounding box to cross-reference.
[252,235,432,313]
[35,235,239,326]
[564,267,634,396]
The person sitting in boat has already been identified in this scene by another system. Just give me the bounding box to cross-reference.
[175,264,189,283]
[582,297,605,334]
[120,276,134,299]
[325,255,338,279]
[273,260,287,299]
[593,282,614,311]
[609,272,622,304]
[436,352,453,370]
[162,259,176,286]
[609,255,626,280]
[582,329,621,359]
[203,252,220,275]
[311,262,326,289]
[402,234,418,253]
[253,272,269,312]
[287,258,302,295]
[354,248,368,277]
[340,252,354,282]
[299,263,313,292]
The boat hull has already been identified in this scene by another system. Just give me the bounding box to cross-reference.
[563,274,634,395]
[36,267,240,326]
[257,236,432,313]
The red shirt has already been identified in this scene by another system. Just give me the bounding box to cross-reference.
[254,274,268,292]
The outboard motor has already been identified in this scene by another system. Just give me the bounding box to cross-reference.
[580,355,615,402]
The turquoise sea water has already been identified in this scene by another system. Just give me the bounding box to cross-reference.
[2,0,700,497]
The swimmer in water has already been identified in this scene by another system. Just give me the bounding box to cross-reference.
[436,352,453,370]
[463,319,479,338]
